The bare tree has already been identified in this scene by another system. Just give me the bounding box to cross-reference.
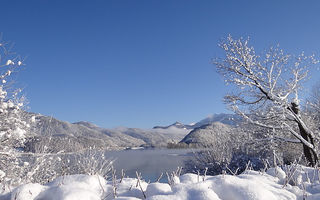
[215,35,319,166]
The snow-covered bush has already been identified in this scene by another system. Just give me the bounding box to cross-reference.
[0,37,34,186]
[16,149,113,184]
[0,37,114,187]
[186,145,267,176]
[184,122,304,175]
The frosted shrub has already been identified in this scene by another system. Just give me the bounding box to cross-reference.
[18,150,113,184]
[0,37,33,186]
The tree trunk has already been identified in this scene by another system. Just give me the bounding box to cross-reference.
[298,123,318,166]
[291,102,318,166]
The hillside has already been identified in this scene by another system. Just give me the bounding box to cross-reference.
[24,113,240,152]
[179,122,233,146]
[25,113,191,152]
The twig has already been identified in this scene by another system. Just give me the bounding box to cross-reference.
[245,160,251,172]
[120,169,125,183]
[283,166,298,188]
[97,175,105,195]
[156,173,163,182]
[203,167,208,181]
[166,172,172,185]
[175,167,182,176]
[225,164,236,176]
[112,167,117,198]
[197,170,200,183]
[136,171,146,199]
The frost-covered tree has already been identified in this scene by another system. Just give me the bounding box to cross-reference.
[0,37,32,184]
[306,82,320,125]
[215,35,319,166]
[0,37,113,187]
[303,82,320,146]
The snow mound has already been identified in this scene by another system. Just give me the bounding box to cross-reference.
[37,175,106,200]
[207,171,297,200]
[3,165,320,200]
[266,166,286,181]
[10,183,46,200]
[146,183,171,196]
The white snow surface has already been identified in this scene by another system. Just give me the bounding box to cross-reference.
[2,165,320,200]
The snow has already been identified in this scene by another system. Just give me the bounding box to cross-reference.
[0,170,5,179]
[12,127,26,139]
[5,60,14,65]
[146,183,171,197]
[9,183,46,200]
[31,115,36,123]
[2,165,320,200]
[266,166,286,181]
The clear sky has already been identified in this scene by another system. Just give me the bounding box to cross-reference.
[1,0,320,128]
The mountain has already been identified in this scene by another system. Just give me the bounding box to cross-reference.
[153,121,193,130]
[153,113,240,130]
[24,112,240,153]
[112,126,190,147]
[25,114,145,152]
[192,113,241,127]
[179,122,232,146]
[25,113,191,153]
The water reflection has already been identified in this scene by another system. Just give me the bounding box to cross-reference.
[106,148,197,182]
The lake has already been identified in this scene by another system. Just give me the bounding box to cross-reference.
[106,148,198,182]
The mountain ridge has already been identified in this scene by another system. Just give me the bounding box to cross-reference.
[25,112,240,152]
[153,113,241,130]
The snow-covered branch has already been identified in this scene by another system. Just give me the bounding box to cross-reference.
[216,35,319,166]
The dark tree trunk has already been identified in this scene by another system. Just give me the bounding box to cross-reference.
[291,102,318,166]
[298,123,318,166]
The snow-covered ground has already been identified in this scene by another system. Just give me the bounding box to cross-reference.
[2,165,320,200]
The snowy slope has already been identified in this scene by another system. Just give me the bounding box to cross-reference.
[180,122,232,146]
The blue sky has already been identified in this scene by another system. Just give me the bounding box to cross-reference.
[1,0,320,128]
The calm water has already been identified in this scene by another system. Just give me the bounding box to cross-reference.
[106,148,197,182]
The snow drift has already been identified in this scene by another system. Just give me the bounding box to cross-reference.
[2,165,320,200]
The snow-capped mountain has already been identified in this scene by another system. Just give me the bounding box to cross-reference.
[25,113,191,152]
[24,112,240,153]
[153,113,240,130]
[193,113,241,127]
[179,122,232,146]
[153,121,193,130]
[25,114,145,152]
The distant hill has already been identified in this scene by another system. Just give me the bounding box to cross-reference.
[153,113,240,130]
[192,113,241,127]
[179,122,232,146]
[24,112,241,153]
[25,114,144,152]
[25,113,191,152]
